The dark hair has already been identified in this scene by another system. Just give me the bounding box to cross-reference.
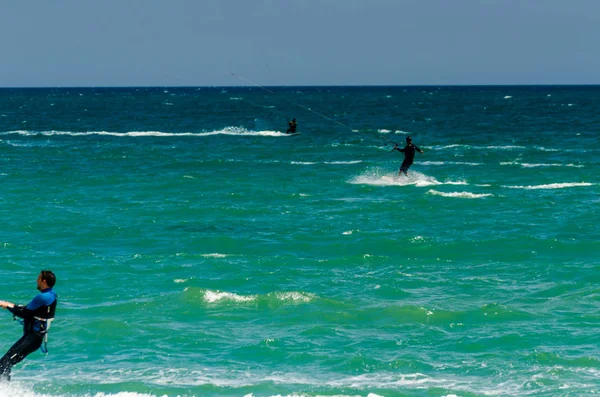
[40,270,56,288]
[406,136,412,141]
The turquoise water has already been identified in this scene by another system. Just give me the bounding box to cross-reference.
[0,86,599,397]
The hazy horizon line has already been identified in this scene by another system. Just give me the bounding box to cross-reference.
[1,83,599,90]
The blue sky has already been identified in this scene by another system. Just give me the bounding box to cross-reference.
[1,0,599,87]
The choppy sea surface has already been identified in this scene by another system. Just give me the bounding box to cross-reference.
[0,86,599,397]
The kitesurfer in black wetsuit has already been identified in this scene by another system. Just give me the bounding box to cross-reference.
[391,136,424,176]
[0,270,57,381]
[286,118,297,134]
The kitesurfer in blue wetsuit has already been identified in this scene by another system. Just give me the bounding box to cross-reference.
[391,136,424,176]
[0,270,57,381]
[286,118,297,134]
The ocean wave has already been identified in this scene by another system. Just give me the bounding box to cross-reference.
[427,189,492,198]
[520,163,584,168]
[0,383,161,397]
[349,170,463,187]
[377,129,411,135]
[291,160,362,165]
[324,161,363,165]
[204,290,256,303]
[420,161,483,166]
[173,279,189,283]
[503,182,593,190]
[433,144,464,149]
[185,289,316,305]
[200,253,229,258]
[433,144,525,150]
[1,140,59,148]
[534,146,560,152]
[3,359,594,397]
[501,162,584,168]
[269,291,315,303]
[0,127,291,138]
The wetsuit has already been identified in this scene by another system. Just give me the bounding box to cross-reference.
[286,120,297,134]
[0,288,57,381]
[397,143,422,174]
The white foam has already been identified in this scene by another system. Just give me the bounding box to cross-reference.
[501,161,583,168]
[324,161,362,165]
[349,170,459,187]
[535,146,560,152]
[503,182,593,190]
[434,144,525,150]
[420,161,482,166]
[11,367,587,397]
[0,383,53,397]
[520,163,584,168]
[427,189,492,198]
[201,253,228,258]
[485,145,525,150]
[271,292,315,302]
[93,391,161,397]
[252,393,382,397]
[0,383,161,397]
[434,144,465,149]
[0,128,289,138]
[204,290,256,303]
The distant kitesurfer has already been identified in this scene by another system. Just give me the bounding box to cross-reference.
[391,136,424,176]
[286,118,297,134]
[0,271,57,381]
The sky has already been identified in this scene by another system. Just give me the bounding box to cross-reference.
[1,0,599,87]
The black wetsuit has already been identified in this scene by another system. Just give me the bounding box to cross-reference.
[397,143,422,173]
[0,288,57,381]
[286,120,297,134]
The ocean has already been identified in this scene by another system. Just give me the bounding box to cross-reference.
[0,85,598,397]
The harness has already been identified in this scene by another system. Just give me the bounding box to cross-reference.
[13,316,54,354]
[12,293,57,354]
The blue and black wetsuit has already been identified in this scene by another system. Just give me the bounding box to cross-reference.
[286,119,297,134]
[0,288,57,381]
[397,143,422,174]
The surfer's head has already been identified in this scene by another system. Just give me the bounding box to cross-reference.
[38,270,56,290]
[406,136,412,143]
